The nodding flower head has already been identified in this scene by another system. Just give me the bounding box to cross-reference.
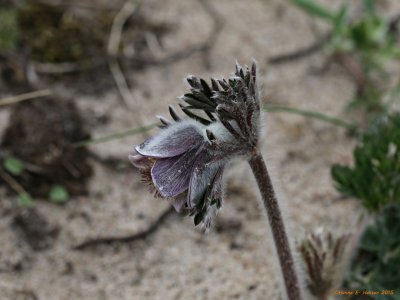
[129,62,261,229]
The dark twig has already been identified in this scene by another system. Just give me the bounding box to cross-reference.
[268,13,400,65]
[268,33,331,65]
[389,13,400,34]
[0,167,30,198]
[125,0,223,69]
[333,53,366,90]
[34,0,121,11]
[73,206,175,250]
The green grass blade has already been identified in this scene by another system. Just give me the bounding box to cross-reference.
[363,0,375,15]
[73,123,158,147]
[264,105,358,132]
[289,0,336,21]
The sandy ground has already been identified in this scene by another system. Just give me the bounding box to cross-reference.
[1,0,399,299]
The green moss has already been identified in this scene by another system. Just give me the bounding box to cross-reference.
[17,3,112,63]
[0,8,18,51]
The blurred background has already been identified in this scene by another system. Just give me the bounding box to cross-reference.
[0,0,399,299]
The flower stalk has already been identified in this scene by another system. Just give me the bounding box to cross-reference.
[249,151,302,300]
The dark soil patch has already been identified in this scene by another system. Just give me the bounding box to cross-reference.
[0,97,92,198]
[17,3,111,64]
[12,208,59,251]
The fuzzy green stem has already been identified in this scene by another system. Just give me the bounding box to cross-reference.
[248,151,302,300]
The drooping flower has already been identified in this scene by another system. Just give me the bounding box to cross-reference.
[129,62,260,228]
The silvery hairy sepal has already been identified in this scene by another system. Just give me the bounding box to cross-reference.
[129,62,260,229]
[298,228,351,300]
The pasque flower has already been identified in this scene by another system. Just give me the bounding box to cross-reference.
[129,61,303,300]
[129,119,226,228]
[129,62,260,228]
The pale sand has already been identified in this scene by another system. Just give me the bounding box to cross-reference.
[1,0,399,299]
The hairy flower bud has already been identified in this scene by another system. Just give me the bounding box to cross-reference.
[298,228,351,300]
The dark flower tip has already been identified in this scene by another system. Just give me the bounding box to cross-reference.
[180,61,261,151]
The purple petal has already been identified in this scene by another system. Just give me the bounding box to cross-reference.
[136,121,204,158]
[128,152,152,169]
[151,146,200,197]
